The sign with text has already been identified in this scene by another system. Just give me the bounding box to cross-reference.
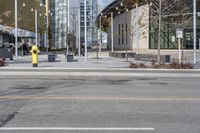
[176,28,183,38]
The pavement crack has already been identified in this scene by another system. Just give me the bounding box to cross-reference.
[0,112,18,127]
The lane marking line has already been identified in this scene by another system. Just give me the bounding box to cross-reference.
[0,127,155,131]
[0,96,200,101]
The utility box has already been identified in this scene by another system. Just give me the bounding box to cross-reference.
[66,54,74,62]
[0,48,13,60]
[48,53,57,62]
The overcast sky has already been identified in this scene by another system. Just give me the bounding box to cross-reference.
[98,0,115,8]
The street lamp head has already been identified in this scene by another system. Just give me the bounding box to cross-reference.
[31,8,34,12]
[22,3,26,7]
[116,7,119,10]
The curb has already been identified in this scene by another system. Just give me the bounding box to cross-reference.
[1,67,200,77]
[1,67,200,72]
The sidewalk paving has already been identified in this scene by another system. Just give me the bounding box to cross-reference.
[4,52,131,69]
[2,51,200,69]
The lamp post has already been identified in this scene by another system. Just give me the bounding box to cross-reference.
[84,0,88,61]
[136,3,139,54]
[99,14,102,53]
[35,9,38,47]
[78,7,81,56]
[45,0,49,54]
[66,0,70,54]
[111,12,114,52]
[15,0,18,59]
[193,0,197,64]
[157,0,162,65]
[31,8,38,47]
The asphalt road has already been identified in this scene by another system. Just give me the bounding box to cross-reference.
[0,75,200,133]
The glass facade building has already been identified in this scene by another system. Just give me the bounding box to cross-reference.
[80,0,98,45]
[149,0,200,50]
[50,0,68,49]
[49,0,98,49]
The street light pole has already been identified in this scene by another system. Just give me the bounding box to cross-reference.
[111,12,114,52]
[35,9,38,47]
[84,0,88,61]
[67,0,70,54]
[15,0,18,59]
[46,0,49,54]
[78,7,81,56]
[193,0,197,64]
[157,0,161,65]
[99,15,102,53]
[136,3,139,54]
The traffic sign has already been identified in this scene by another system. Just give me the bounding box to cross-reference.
[176,28,183,38]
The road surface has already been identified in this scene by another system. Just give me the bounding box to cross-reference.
[0,75,200,133]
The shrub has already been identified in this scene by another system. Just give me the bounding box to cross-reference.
[168,62,193,69]
[0,59,6,67]
[129,63,147,68]
[129,63,138,68]
[139,63,146,68]
[129,62,193,69]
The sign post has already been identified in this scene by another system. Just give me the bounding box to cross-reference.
[176,28,183,65]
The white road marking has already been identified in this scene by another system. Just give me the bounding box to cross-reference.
[0,127,155,131]
[0,96,200,101]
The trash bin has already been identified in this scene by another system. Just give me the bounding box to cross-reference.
[165,55,170,62]
[48,54,57,62]
[66,54,73,62]
[0,48,13,60]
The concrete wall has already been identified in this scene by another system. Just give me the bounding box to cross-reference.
[107,4,149,51]
[131,4,149,51]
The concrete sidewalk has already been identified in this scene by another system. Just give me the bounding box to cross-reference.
[2,51,200,69]
[4,52,131,69]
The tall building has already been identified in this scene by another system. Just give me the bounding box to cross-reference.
[80,0,98,45]
[49,0,98,49]
[50,0,68,49]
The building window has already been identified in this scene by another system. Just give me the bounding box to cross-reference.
[118,24,120,45]
[81,22,84,26]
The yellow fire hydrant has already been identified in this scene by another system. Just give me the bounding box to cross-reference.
[30,45,40,67]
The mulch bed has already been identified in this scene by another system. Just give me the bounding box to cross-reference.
[129,62,193,69]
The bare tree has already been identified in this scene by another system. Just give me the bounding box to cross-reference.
[68,7,79,53]
[149,0,193,64]
[0,11,11,24]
